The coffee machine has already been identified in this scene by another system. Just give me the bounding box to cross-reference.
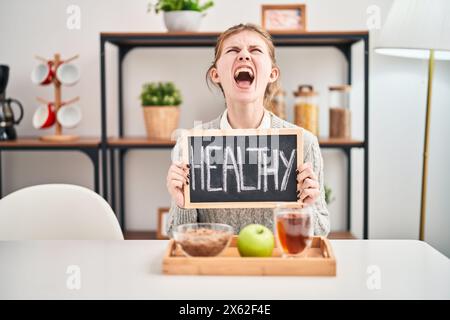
[0,65,24,140]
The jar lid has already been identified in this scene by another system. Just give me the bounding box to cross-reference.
[328,85,351,92]
[293,85,318,97]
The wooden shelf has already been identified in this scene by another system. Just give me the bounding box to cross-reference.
[0,137,362,149]
[328,231,356,239]
[0,137,100,148]
[101,31,368,47]
[107,137,175,148]
[106,136,363,149]
[124,230,157,240]
[318,138,365,148]
[101,31,369,37]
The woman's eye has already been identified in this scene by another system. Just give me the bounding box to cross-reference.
[252,48,262,53]
[227,49,238,53]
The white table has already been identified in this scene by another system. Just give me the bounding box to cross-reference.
[0,240,449,299]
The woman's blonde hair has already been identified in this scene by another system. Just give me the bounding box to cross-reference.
[206,23,280,108]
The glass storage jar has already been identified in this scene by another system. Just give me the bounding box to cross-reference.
[328,85,351,139]
[293,85,319,136]
[269,88,286,120]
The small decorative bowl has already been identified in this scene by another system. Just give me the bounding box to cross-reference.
[172,223,234,257]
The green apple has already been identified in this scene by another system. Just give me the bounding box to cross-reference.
[237,224,274,257]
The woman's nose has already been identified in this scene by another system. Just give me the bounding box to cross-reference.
[238,51,251,61]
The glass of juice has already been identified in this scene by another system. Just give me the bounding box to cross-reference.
[274,204,314,257]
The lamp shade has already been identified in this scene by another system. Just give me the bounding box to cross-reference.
[375,0,450,60]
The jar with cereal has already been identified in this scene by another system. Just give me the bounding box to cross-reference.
[293,85,319,136]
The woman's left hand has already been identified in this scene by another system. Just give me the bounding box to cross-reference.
[297,162,320,206]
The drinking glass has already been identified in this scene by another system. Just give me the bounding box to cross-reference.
[274,204,314,257]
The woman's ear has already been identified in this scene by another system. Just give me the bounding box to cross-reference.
[210,67,221,84]
[268,67,280,83]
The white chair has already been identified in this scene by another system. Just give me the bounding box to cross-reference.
[0,184,124,240]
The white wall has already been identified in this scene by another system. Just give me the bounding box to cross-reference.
[0,0,449,257]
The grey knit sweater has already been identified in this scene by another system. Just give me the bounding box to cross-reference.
[167,112,330,236]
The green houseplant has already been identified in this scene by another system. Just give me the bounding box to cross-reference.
[148,0,214,32]
[140,82,182,140]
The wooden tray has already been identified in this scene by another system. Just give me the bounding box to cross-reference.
[162,236,336,276]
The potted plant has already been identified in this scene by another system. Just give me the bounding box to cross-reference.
[148,0,214,32]
[140,82,182,140]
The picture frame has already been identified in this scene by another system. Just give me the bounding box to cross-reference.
[157,207,170,239]
[261,4,307,33]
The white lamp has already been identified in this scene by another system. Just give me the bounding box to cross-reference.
[375,0,450,240]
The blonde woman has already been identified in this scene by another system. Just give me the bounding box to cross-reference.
[166,23,330,236]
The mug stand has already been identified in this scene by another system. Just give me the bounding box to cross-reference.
[34,53,79,142]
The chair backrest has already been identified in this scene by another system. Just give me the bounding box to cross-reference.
[0,184,123,240]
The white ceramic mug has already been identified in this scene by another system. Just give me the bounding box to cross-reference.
[33,103,56,129]
[57,104,82,128]
[31,61,54,85]
[56,63,80,86]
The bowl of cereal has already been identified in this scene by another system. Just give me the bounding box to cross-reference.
[172,223,234,257]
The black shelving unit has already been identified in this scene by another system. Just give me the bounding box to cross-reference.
[0,138,101,198]
[99,31,369,238]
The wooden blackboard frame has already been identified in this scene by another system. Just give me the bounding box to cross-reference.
[181,128,303,209]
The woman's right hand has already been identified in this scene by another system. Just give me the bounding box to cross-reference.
[166,161,190,208]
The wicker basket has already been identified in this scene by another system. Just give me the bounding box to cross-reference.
[142,106,179,140]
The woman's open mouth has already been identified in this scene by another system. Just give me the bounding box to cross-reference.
[233,66,255,89]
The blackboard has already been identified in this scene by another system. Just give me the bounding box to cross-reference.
[181,128,303,208]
